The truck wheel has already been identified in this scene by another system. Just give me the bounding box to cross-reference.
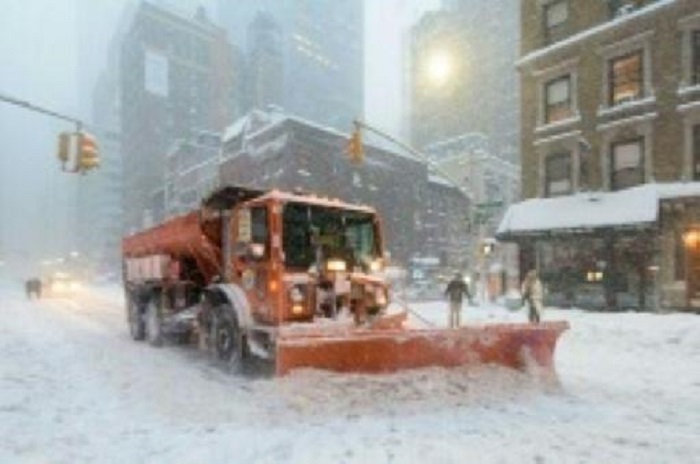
[214,310,247,372]
[145,300,163,347]
[127,296,145,341]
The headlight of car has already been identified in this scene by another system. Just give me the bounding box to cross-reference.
[52,281,66,292]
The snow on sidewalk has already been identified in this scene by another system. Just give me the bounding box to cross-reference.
[0,285,698,463]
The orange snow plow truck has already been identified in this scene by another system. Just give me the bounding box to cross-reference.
[122,186,568,376]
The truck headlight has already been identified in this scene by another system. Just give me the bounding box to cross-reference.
[326,259,347,272]
[368,259,383,272]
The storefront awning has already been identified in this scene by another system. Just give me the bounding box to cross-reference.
[497,184,661,240]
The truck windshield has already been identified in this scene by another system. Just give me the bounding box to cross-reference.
[282,202,379,270]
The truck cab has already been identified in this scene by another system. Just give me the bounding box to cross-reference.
[203,188,389,326]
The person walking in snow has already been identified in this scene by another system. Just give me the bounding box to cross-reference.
[521,269,543,323]
[444,272,471,328]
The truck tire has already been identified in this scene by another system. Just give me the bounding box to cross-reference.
[127,295,145,341]
[213,309,247,372]
[145,299,163,347]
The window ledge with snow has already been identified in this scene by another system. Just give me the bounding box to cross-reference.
[597,96,656,118]
[677,84,700,97]
[596,112,657,132]
[535,115,582,135]
[677,100,700,113]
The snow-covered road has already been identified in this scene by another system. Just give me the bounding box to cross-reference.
[0,284,698,463]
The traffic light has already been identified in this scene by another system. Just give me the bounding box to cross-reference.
[77,131,100,173]
[347,128,364,164]
[57,132,70,165]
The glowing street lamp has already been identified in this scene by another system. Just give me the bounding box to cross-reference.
[425,50,454,87]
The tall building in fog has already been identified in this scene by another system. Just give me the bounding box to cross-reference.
[217,0,364,131]
[120,2,238,231]
[408,0,520,160]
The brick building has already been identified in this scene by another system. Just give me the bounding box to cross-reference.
[499,0,700,311]
[219,108,470,266]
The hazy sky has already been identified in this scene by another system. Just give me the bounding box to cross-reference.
[0,0,438,271]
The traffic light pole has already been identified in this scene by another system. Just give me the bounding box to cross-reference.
[0,92,83,131]
[352,119,473,201]
[0,92,94,173]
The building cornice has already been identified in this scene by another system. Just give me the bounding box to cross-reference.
[517,0,677,69]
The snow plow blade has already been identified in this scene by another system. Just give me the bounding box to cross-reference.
[275,321,569,377]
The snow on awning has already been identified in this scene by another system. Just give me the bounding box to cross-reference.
[496,184,660,239]
[654,182,700,200]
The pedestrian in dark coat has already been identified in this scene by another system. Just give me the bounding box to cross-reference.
[444,272,471,328]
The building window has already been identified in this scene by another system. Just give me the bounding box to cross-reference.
[545,152,572,197]
[693,30,700,85]
[610,138,644,190]
[609,51,644,106]
[543,0,568,44]
[693,125,700,180]
[544,75,572,124]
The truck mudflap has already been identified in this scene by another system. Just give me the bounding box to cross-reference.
[274,320,569,377]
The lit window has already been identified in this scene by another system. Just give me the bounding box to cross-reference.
[544,75,572,124]
[610,138,644,190]
[609,51,644,106]
[545,152,572,197]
